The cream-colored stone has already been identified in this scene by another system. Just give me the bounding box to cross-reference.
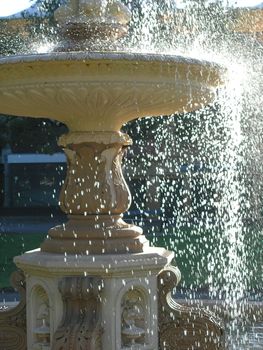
[0,270,27,350]
[0,52,225,132]
[102,275,160,349]
[57,131,131,215]
[15,248,173,350]
[232,8,263,34]
[158,267,224,350]
[52,276,103,350]
[0,1,226,348]
[26,276,63,350]
[14,247,173,277]
[42,215,147,254]
[55,0,131,25]
[59,130,132,146]
[39,131,149,254]
[54,0,131,50]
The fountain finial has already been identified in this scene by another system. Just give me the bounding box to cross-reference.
[54,0,131,51]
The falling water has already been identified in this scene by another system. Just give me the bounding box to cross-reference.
[121,1,263,349]
[0,0,262,349]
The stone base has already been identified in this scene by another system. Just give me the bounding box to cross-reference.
[15,247,174,350]
[41,215,149,255]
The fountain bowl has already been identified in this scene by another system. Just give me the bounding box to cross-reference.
[0,51,225,131]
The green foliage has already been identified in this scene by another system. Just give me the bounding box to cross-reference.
[0,232,46,288]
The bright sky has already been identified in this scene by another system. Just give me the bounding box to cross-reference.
[0,0,37,17]
[225,0,262,5]
[0,0,261,17]
[176,0,262,8]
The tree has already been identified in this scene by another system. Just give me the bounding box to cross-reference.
[0,115,68,153]
[0,0,62,56]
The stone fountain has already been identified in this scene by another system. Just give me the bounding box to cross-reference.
[0,1,225,349]
[232,6,263,42]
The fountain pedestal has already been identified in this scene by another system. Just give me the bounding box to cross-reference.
[0,2,226,347]
[41,131,148,255]
[14,129,174,349]
[15,247,173,350]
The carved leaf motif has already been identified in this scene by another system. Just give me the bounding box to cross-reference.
[0,81,189,130]
[59,141,130,215]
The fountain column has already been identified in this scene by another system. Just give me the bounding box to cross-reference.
[41,131,148,255]
[0,1,225,349]
[11,2,175,348]
[14,131,174,350]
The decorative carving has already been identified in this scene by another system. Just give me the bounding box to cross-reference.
[32,286,51,349]
[0,82,193,131]
[41,131,149,254]
[0,54,223,132]
[34,304,50,348]
[0,270,27,350]
[121,289,146,347]
[158,266,224,350]
[54,0,131,51]
[58,131,132,215]
[52,276,103,350]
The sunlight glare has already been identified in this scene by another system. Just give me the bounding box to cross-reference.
[0,0,37,17]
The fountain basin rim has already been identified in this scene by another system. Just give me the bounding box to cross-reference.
[0,50,226,131]
[0,51,225,76]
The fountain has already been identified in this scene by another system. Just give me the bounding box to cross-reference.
[0,0,226,349]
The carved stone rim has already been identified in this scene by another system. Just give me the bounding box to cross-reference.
[14,248,174,276]
[59,131,132,146]
[0,51,222,66]
[0,51,226,86]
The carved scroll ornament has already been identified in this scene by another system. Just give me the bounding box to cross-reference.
[158,266,224,350]
[0,270,27,350]
[52,276,103,350]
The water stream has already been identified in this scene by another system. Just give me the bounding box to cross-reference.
[0,0,262,348]
[121,1,263,348]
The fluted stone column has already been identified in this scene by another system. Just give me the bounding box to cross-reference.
[41,131,148,254]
